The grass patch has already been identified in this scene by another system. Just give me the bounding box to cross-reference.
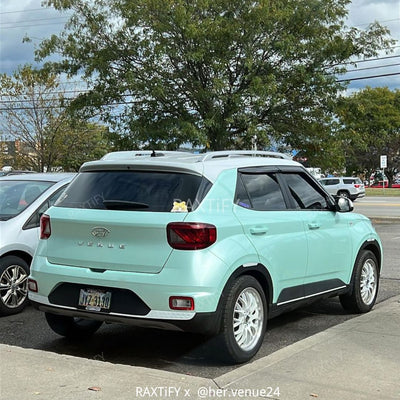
[365,188,400,197]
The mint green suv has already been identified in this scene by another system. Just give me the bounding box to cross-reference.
[28,151,382,363]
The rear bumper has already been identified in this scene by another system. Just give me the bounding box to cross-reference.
[29,297,221,335]
[351,191,365,200]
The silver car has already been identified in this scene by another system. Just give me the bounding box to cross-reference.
[0,173,75,315]
[319,177,366,200]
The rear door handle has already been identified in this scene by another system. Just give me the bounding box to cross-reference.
[308,222,320,230]
[250,227,269,235]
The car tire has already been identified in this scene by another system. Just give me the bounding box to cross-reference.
[217,275,267,364]
[337,190,350,198]
[0,256,30,316]
[340,250,379,313]
[45,313,103,339]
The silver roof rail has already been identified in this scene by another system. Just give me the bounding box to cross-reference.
[101,150,191,160]
[101,150,292,162]
[199,150,292,161]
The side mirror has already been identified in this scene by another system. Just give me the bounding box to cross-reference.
[336,197,354,212]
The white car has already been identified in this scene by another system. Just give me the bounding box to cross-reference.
[0,173,75,315]
[319,177,365,201]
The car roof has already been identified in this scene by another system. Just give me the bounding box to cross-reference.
[0,172,76,183]
[81,151,302,182]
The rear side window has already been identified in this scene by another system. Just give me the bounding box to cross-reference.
[321,179,340,186]
[343,178,361,184]
[55,171,210,212]
[235,173,287,211]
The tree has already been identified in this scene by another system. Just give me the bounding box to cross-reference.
[53,121,110,171]
[0,65,110,171]
[35,0,393,153]
[0,65,67,171]
[336,87,400,186]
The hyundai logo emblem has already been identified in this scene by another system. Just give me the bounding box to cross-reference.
[91,227,110,238]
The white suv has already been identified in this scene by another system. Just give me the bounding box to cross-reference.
[319,177,365,200]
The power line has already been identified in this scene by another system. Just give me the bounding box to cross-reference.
[353,18,400,27]
[337,71,400,83]
[346,62,400,73]
[0,21,69,30]
[2,70,400,111]
[1,16,68,25]
[0,8,48,15]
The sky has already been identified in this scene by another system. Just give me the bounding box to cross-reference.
[0,0,399,92]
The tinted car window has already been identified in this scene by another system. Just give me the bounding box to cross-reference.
[55,171,209,212]
[284,173,330,210]
[24,185,69,230]
[343,178,362,185]
[236,173,287,211]
[321,179,340,186]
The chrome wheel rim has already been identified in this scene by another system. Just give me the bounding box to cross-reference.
[233,287,264,351]
[360,259,377,305]
[0,265,28,309]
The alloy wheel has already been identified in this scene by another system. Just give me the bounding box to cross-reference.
[232,287,264,351]
[0,264,28,309]
[360,259,377,306]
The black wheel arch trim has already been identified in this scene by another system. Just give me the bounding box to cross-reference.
[345,241,381,298]
[221,264,273,306]
[358,240,382,272]
[210,263,273,334]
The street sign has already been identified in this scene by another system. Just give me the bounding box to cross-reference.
[380,155,387,169]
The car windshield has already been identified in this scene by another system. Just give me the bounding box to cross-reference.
[0,180,53,220]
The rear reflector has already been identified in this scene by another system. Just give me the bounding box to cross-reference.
[167,222,217,250]
[28,279,38,292]
[40,214,51,239]
[169,296,194,310]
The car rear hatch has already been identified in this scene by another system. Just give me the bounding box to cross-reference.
[44,168,209,274]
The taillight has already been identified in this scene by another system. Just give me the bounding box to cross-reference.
[40,214,51,239]
[167,222,217,250]
[354,184,361,188]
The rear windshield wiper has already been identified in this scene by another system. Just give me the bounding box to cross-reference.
[102,200,150,210]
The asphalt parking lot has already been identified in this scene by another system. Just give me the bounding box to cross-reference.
[0,219,398,379]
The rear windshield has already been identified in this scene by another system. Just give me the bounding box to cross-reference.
[55,170,211,212]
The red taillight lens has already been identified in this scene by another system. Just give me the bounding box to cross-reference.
[167,222,217,250]
[354,184,361,188]
[40,214,51,239]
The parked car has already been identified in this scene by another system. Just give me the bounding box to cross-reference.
[319,177,365,200]
[0,173,75,315]
[28,151,382,363]
[0,170,37,177]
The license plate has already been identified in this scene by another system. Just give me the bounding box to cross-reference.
[78,288,111,311]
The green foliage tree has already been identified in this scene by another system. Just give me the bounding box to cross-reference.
[336,87,400,186]
[35,0,393,155]
[53,122,110,171]
[0,65,110,171]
